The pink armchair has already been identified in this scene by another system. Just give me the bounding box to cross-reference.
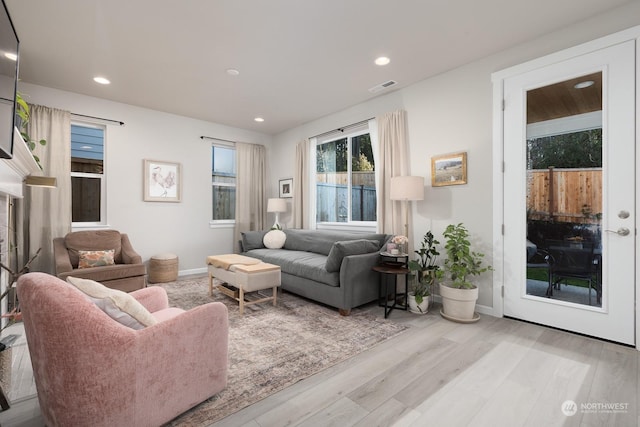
[17,272,229,427]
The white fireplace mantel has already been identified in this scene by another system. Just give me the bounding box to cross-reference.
[0,127,40,198]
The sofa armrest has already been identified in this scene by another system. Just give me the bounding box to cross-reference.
[120,234,142,264]
[130,286,169,312]
[53,237,73,276]
[339,251,381,306]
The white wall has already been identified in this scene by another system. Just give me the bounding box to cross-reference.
[20,83,272,274]
[269,2,640,311]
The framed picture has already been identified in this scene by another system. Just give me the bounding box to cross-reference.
[143,159,182,202]
[279,178,293,198]
[431,152,467,187]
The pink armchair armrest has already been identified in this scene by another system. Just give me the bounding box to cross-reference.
[130,286,169,313]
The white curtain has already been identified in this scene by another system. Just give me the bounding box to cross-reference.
[22,104,72,274]
[293,138,315,229]
[377,110,410,236]
[234,142,266,252]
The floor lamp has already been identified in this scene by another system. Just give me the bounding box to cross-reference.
[390,176,424,251]
[267,198,287,229]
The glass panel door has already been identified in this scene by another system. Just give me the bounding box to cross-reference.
[502,40,635,345]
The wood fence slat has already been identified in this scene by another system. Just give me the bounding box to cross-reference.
[527,168,601,224]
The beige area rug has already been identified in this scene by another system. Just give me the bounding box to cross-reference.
[157,276,408,426]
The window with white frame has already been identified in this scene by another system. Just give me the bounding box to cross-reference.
[315,125,376,225]
[71,123,106,226]
[211,143,236,223]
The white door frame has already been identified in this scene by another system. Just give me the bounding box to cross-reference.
[492,25,640,349]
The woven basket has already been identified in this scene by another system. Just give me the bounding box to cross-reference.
[148,253,179,283]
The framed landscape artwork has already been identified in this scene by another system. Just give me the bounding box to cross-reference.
[431,152,467,187]
[143,159,182,202]
[279,178,293,198]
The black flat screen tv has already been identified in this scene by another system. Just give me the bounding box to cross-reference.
[0,0,18,159]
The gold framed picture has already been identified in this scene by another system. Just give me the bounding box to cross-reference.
[431,152,467,187]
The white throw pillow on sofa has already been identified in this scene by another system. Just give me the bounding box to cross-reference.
[263,229,286,249]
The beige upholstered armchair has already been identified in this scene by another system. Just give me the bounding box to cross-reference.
[53,229,146,292]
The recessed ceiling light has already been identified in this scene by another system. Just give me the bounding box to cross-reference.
[375,56,390,66]
[254,117,264,122]
[226,68,240,76]
[574,80,594,89]
[93,76,110,85]
[81,145,92,150]
[4,52,17,61]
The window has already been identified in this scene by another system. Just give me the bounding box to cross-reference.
[211,144,236,223]
[315,126,376,225]
[71,123,105,225]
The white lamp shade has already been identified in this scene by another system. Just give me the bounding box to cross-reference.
[267,198,287,213]
[390,176,424,201]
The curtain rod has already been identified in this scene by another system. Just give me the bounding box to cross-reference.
[311,117,374,140]
[200,135,237,144]
[0,99,125,126]
[71,113,124,126]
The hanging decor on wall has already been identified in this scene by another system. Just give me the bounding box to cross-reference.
[279,178,293,198]
[431,152,467,187]
[143,159,182,202]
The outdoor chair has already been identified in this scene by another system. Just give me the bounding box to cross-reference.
[546,239,597,305]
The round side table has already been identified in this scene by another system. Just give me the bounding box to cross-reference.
[373,261,409,318]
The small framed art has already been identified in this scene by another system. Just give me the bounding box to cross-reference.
[279,178,293,198]
[143,159,182,202]
[431,152,467,187]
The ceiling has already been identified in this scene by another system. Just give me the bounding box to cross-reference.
[527,72,602,124]
[5,0,635,135]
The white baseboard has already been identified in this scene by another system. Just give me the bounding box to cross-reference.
[178,267,207,277]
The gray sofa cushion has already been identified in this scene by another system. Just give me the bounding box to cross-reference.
[283,229,388,256]
[283,229,335,255]
[325,239,381,272]
[246,248,340,287]
[241,230,267,251]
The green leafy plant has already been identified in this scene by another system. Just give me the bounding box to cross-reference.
[16,92,47,168]
[408,231,440,307]
[439,223,492,289]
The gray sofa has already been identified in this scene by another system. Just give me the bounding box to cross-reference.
[240,229,392,315]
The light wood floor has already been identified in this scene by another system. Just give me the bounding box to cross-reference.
[1,300,639,427]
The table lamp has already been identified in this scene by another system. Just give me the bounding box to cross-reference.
[267,198,287,229]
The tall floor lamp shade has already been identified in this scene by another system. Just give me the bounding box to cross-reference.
[390,176,424,247]
[267,198,287,229]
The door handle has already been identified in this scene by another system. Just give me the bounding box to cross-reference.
[605,227,630,236]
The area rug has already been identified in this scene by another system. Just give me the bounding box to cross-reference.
[156,276,408,426]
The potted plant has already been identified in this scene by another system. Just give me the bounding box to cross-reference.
[438,223,492,322]
[407,231,440,314]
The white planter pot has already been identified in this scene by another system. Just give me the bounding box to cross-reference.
[439,282,478,321]
[408,293,429,314]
